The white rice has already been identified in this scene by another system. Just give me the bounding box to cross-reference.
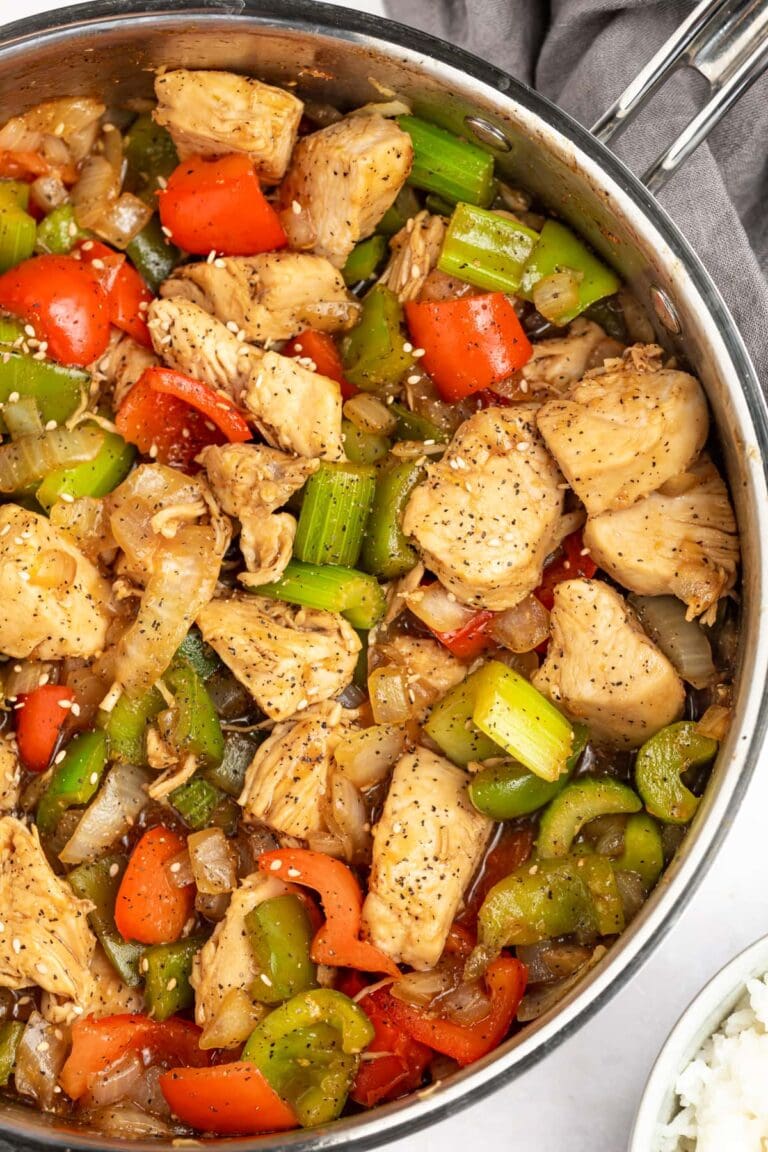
[658,973,768,1151]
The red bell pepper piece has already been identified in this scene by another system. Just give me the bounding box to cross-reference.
[257,849,400,977]
[60,1013,209,1101]
[0,254,110,366]
[114,826,194,945]
[535,531,597,611]
[431,609,495,660]
[404,293,532,402]
[145,367,251,442]
[159,154,287,256]
[458,828,535,932]
[283,330,358,400]
[371,956,526,1067]
[14,684,75,773]
[160,1062,297,1135]
[352,992,432,1108]
[77,239,153,347]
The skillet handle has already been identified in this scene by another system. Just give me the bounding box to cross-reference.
[591,0,768,193]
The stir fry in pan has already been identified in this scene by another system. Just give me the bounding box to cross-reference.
[0,70,739,1137]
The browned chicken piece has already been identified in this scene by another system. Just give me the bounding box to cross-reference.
[197,595,361,721]
[584,455,739,625]
[403,405,565,610]
[533,578,685,747]
[378,211,447,302]
[243,350,345,461]
[191,872,290,1047]
[161,253,360,343]
[0,504,112,660]
[0,97,104,164]
[239,701,349,840]
[362,749,493,970]
[0,738,20,816]
[520,318,623,396]
[0,817,96,1009]
[279,114,414,267]
[154,70,303,182]
[537,344,709,516]
[372,635,466,722]
[147,298,256,401]
[97,329,160,410]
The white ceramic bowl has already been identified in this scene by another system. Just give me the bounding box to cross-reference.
[629,933,768,1151]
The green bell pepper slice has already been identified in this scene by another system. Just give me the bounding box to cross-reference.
[204,730,262,798]
[0,317,24,344]
[341,285,415,391]
[0,354,87,433]
[424,669,503,768]
[101,685,164,766]
[245,1021,357,1128]
[398,115,495,207]
[0,1021,25,1087]
[377,186,421,237]
[0,196,36,274]
[614,812,664,890]
[35,203,89,255]
[246,894,317,1005]
[174,627,222,682]
[342,234,388,286]
[144,935,205,1021]
[244,988,374,1055]
[164,660,224,769]
[360,458,425,579]
[126,214,180,294]
[36,730,108,839]
[635,721,718,825]
[124,113,179,205]
[342,419,391,465]
[438,202,539,294]
[537,776,642,858]
[169,775,225,831]
[389,402,449,445]
[520,220,621,324]
[469,724,588,819]
[36,428,135,511]
[67,854,145,985]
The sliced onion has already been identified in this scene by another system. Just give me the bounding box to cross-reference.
[368,665,414,725]
[343,393,397,436]
[491,595,550,653]
[195,891,231,921]
[30,173,68,214]
[615,869,647,922]
[516,941,594,985]
[392,968,455,1008]
[83,1051,144,1109]
[406,582,474,635]
[200,987,265,1051]
[630,594,716,689]
[334,724,405,790]
[306,830,346,858]
[0,426,103,493]
[695,704,731,742]
[164,848,195,889]
[437,979,492,1026]
[60,763,151,864]
[71,154,120,229]
[80,1104,174,1139]
[323,768,370,865]
[517,945,607,1023]
[533,269,582,325]
[95,193,153,251]
[51,496,115,563]
[582,813,627,857]
[3,396,44,440]
[188,828,237,895]
[14,1011,70,1109]
[3,659,58,697]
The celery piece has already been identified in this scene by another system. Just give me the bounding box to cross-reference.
[0,181,29,210]
[342,235,388,286]
[257,559,386,630]
[294,462,376,567]
[0,206,36,273]
[360,458,425,579]
[398,115,495,208]
[536,777,642,858]
[126,214,180,293]
[341,285,414,391]
[377,186,421,237]
[36,203,88,255]
[101,685,164,766]
[389,402,449,445]
[341,419,391,465]
[439,202,539,294]
[424,671,503,768]
[424,192,456,217]
[170,775,224,830]
[36,429,135,511]
[0,354,87,432]
[472,660,575,782]
[0,317,24,344]
[520,220,621,323]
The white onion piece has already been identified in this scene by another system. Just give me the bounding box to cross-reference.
[188,828,237,895]
[406,582,474,635]
[334,724,405,790]
[164,848,194,889]
[368,666,414,725]
[72,154,120,229]
[96,193,153,251]
[4,397,44,441]
[533,269,581,325]
[343,393,397,435]
[14,1012,70,1108]
[83,1052,144,1109]
[438,979,492,1026]
[200,987,265,1051]
[491,594,550,653]
[516,941,593,984]
[0,426,103,494]
[51,496,114,562]
[615,869,647,921]
[81,1104,174,1139]
[517,945,607,1023]
[323,769,370,864]
[391,968,455,1007]
[30,173,68,213]
[630,594,716,689]
[3,659,57,697]
[695,704,731,742]
[60,763,151,864]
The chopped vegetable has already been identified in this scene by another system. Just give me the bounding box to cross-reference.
[424,670,502,768]
[159,1062,296,1135]
[15,683,75,772]
[158,153,287,256]
[0,1021,25,1087]
[67,854,146,986]
[115,826,195,945]
[247,894,317,1005]
[614,812,664,890]
[135,366,251,442]
[125,214,180,293]
[351,991,431,1107]
[101,685,164,766]
[282,329,356,399]
[341,285,415,391]
[144,936,205,1021]
[430,606,495,660]
[469,724,588,819]
[535,531,597,610]
[124,113,179,204]
[342,234,388,285]
[0,197,36,273]
[164,659,224,769]
[404,293,532,401]
[360,458,425,579]
[0,424,104,495]
[114,377,226,470]
[438,202,539,294]
[342,419,391,464]
[398,116,495,207]
[377,186,421,237]
[536,777,642,858]
[520,220,621,324]
[0,352,87,431]
[169,776,225,831]
[294,462,376,567]
[635,721,718,824]
[36,428,135,511]
[35,203,88,255]
[174,627,221,682]
[257,559,386,630]
[58,763,152,867]
[36,729,107,837]
[204,730,261,797]
[389,401,449,444]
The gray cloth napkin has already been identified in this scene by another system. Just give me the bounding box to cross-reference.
[385,0,768,381]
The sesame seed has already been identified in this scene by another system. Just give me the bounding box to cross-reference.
[260,973,273,986]
[287,867,301,878]
[166,977,177,992]
[45,420,57,431]
[291,199,302,214]
[161,225,173,238]
[406,374,421,384]
[269,860,283,871]
[109,862,120,877]
[11,938,21,954]
[60,492,75,503]
[402,342,413,353]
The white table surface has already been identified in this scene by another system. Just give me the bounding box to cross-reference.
[4,1,766,1149]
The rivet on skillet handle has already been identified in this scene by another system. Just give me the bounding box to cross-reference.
[649,286,682,335]
[464,115,513,152]
[591,0,768,194]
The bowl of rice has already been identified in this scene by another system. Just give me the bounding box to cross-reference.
[630,934,768,1151]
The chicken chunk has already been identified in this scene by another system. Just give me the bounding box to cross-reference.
[402,405,565,610]
[533,578,685,747]
[584,455,739,624]
[161,253,360,343]
[191,872,289,1044]
[243,349,345,461]
[154,69,303,182]
[42,944,145,1025]
[199,443,318,584]
[0,505,112,660]
[378,211,446,302]
[372,635,466,722]
[147,298,256,401]
[521,318,622,396]
[97,329,160,410]
[0,817,96,1008]
[197,595,360,721]
[537,344,709,516]
[0,739,20,816]
[239,701,348,840]
[362,749,493,970]
[279,114,414,267]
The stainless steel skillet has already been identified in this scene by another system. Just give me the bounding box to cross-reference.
[0,1,767,1149]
